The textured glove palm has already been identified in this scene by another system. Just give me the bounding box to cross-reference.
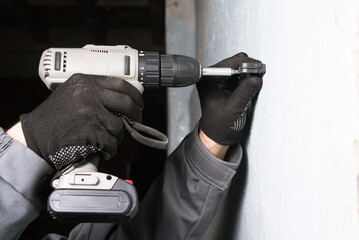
[197,53,263,146]
[20,74,143,170]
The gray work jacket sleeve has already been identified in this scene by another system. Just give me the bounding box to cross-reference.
[0,128,54,240]
[46,125,242,240]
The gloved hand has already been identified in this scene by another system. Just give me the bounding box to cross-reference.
[197,52,263,146]
[20,73,143,170]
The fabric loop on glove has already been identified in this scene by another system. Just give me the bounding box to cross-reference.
[122,118,169,150]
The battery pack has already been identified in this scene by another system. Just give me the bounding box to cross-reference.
[48,178,138,223]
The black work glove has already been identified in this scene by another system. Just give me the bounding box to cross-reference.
[197,52,263,146]
[20,73,143,170]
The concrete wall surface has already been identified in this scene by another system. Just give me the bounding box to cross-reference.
[167,0,359,239]
[196,0,359,239]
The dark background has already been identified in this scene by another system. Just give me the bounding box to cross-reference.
[0,0,166,239]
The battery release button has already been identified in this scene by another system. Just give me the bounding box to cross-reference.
[124,180,133,185]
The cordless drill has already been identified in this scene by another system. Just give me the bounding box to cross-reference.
[39,44,266,92]
[39,44,266,223]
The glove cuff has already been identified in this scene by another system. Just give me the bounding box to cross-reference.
[199,118,241,146]
[199,119,226,146]
[20,113,44,159]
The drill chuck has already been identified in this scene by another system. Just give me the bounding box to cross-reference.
[160,54,201,87]
[138,51,201,88]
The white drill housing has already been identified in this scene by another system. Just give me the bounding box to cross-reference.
[38,44,144,93]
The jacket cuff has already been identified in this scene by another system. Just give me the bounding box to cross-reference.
[0,128,55,211]
[185,125,242,190]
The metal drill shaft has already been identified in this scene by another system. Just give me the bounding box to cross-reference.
[202,67,241,76]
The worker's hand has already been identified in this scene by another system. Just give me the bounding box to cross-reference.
[197,53,263,146]
[20,74,143,170]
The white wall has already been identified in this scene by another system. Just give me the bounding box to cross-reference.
[167,0,359,239]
